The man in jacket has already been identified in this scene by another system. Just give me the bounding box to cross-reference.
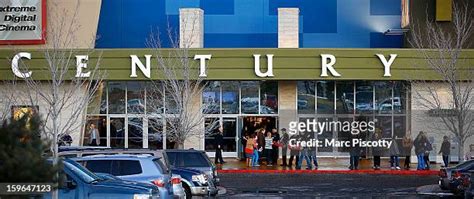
[271,128,280,164]
[88,123,100,146]
[402,133,414,169]
[439,135,451,167]
[214,126,225,164]
[280,128,289,166]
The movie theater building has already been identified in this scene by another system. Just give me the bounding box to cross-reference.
[0,0,473,160]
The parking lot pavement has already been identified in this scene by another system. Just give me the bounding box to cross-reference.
[218,173,439,198]
[416,184,455,197]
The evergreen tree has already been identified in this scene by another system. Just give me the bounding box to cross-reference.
[0,115,60,183]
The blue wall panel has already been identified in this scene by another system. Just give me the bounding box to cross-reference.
[96,0,402,48]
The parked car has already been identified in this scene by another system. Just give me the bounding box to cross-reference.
[171,167,218,198]
[464,170,474,198]
[439,160,474,190]
[73,154,185,199]
[44,159,160,199]
[59,148,218,197]
[164,149,220,186]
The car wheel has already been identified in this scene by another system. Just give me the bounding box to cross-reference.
[183,184,192,199]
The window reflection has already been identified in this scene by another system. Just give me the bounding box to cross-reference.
[241,81,259,114]
[128,118,143,148]
[108,82,126,114]
[146,83,164,114]
[375,116,392,138]
[148,118,163,149]
[110,118,125,148]
[393,82,406,114]
[87,82,107,114]
[375,81,393,114]
[260,81,278,114]
[297,81,315,114]
[336,117,352,152]
[127,82,145,114]
[222,81,239,114]
[336,81,354,114]
[318,117,334,152]
[202,81,221,114]
[317,81,335,114]
[356,81,374,114]
[204,117,220,152]
[165,89,179,114]
[394,116,406,138]
[296,81,409,153]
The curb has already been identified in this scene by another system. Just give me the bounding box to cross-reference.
[218,169,439,176]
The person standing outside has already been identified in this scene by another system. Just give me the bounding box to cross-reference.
[245,133,255,167]
[88,123,100,146]
[252,133,260,167]
[296,145,312,170]
[257,128,266,164]
[271,128,280,165]
[389,136,401,170]
[280,128,289,167]
[372,132,383,170]
[439,135,451,167]
[402,133,414,169]
[414,131,426,170]
[214,126,225,165]
[349,134,361,170]
[264,131,274,166]
[288,134,301,168]
[240,126,249,161]
[423,132,432,170]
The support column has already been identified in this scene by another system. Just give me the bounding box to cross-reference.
[179,8,204,48]
[278,8,299,48]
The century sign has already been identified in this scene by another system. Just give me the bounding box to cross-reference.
[0,0,46,44]
[9,52,398,78]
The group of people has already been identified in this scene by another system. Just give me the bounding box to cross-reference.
[234,126,453,170]
[349,130,452,170]
[243,128,281,167]
[241,127,319,170]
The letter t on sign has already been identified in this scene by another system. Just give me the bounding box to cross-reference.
[375,54,397,77]
[194,54,211,77]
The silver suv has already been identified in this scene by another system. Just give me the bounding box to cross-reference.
[73,154,185,199]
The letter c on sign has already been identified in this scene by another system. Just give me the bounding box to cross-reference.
[12,52,32,78]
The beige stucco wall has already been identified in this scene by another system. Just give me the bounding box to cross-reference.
[278,81,297,157]
[0,0,102,49]
[0,83,88,146]
[411,82,474,162]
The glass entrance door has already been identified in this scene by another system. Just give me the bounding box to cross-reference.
[205,117,238,157]
[221,117,237,157]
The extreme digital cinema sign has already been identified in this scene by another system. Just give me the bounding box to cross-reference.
[0,0,46,45]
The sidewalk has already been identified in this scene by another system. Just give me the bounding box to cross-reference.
[215,157,441,176]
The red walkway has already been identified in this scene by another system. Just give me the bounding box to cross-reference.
[215,157,441,176]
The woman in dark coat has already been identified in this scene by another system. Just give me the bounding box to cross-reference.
[413,131,426,170]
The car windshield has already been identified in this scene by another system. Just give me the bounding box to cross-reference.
[64,159,100,183]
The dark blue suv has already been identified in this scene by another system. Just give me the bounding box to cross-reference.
[44,159,159,199]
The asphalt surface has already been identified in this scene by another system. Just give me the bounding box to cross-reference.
[218,173,441,198]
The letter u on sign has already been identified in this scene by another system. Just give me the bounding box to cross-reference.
[254,54,274,77]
